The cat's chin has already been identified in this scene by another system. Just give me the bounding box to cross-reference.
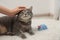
[20,19,30,23]
[23,21,29,23]
[22,18,30,20]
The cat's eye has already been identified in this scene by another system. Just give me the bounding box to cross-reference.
[27,12,29,13]
[19,13,23,16]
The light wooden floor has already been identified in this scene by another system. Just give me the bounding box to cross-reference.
[0,17,60,40]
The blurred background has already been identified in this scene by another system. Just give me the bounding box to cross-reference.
[0,0,60,19]
[0,0,60,20]
[0,0,60,40]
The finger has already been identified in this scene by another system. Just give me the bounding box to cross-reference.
[19,6,26,8]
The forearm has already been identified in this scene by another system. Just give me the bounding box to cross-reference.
[0,6,26,16]
[0,6,18,16]
[0,6,13,16]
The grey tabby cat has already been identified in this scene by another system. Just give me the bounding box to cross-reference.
[0,7,34,39]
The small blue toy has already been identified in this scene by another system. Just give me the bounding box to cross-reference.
[38,24,48,31]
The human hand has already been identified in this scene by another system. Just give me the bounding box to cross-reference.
[18,6,26,10]
[11,6,26,16]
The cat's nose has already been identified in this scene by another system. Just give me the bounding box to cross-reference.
[25,14,27,16]
[25,14,26,15]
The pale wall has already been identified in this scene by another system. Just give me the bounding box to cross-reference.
[0,0,49,16]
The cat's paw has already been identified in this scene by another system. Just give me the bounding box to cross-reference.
[6,32,15,36]
[19,34,27,39]
[29,32,34,35]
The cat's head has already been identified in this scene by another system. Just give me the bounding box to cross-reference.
[17,7,33,23]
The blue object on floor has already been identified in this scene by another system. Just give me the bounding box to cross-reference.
[38,24,48,31]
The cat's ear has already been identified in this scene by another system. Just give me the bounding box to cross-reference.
[29,6,33,11]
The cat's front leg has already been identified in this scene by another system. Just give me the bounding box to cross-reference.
[13,22,27,39]
[27,27,34,35]
[28,30,34,35]
[17,30,27,39]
